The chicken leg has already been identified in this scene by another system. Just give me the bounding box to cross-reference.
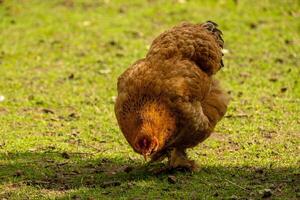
[168,148,198,171]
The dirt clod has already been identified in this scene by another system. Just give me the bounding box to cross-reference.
[275,58,284,64]
[42,108,55,114]
[61,152,70,159]
[68,112,79,119]
[14,170,24,177]
[124,166,133,173]
[280,87,288,93]
[249,23,257,29]
[71,195,81,200]
[68,73,75,80]
[285,39,293,45]
[109,40,117,46]
[255,168,264,174]
[239,72,250,78]
[269,77,278,82]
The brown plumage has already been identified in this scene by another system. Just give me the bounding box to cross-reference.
[115,21,229,170]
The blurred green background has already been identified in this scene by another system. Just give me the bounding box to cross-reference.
[0,0,299,199]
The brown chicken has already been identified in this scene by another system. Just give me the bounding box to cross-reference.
[115,21,229,170]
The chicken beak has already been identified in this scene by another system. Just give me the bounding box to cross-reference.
[143,154,148,161]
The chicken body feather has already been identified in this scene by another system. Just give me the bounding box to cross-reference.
[115,22,229,167]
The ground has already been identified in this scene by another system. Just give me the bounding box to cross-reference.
[0,0,299,199]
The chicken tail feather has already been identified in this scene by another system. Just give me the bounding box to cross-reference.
[201,21,224,68]
[201,21,224,49]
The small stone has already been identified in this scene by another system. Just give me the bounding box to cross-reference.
[0,95,5,102]
[177,0,186,4]
[99,69,111,75]
[167,175,176,184]
[82,21,91,26]
[262,189,272,198]
[111,96,117,103]
[221,49,229,54]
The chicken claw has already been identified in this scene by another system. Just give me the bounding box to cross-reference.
[168,148,199,172]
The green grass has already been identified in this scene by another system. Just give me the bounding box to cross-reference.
[0,0,299,199]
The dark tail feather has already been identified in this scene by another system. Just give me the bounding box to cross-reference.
[202,21,224,48]
[201,21,224,67]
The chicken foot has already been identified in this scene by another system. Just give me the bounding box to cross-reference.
[168,148,198,171]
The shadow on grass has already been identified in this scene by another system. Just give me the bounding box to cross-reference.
[0,152,299,199]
